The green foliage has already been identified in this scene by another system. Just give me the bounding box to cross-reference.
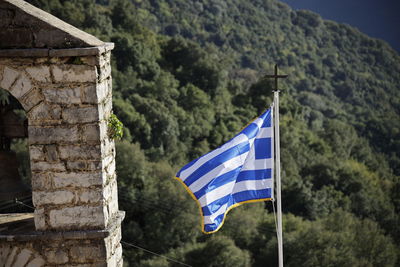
[254,211,397,267]
[107,114,124,140]
[0,89,10,105]
[284,210,397,267]
[184,236,251,267]
[25,0,400,266]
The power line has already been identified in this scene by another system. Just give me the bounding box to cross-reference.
[121,240,192,267]
[118,193,277,235]
[3,197,192,266]
[0,196,31,207]
[0,192,276,235]
[15,199,34,210]
[0,191,275,265]
[0,197,32,211]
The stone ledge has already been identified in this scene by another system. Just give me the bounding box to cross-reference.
[0,42,114,58]
[0,210,124,242]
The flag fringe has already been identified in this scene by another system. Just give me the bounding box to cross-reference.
[174,177,272,234]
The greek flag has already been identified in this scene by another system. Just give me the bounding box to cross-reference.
[175,107,274,233]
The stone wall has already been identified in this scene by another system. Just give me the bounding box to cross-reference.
[0,223,122,266]
[0,0,103,49]
[0,244,45,267]
[0,1,123,265]
[0,50,118,231]
[0,47,123,266]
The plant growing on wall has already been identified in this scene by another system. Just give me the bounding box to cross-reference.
[108,114,124,140]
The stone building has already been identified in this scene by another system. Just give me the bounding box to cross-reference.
[0,0,123,265]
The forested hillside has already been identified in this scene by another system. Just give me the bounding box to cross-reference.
[25,0,400,266]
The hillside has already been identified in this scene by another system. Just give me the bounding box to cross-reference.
[24,0,400,266]
[133,0,400,172]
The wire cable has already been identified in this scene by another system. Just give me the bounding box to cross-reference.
[0,196,31,208]
[118,194,276,235]
[121,240,192,267]
[15,199,34,210]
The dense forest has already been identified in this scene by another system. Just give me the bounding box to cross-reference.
[10,0,400,266]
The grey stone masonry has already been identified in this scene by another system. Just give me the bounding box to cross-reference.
[0,0,104,49]
[0,51,118,232]
[0,1,123,266]
[0,214,124,266]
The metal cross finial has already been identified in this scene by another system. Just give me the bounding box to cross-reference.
[264,65,288,92]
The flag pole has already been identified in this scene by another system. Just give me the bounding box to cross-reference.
[265,65,287,267]
[274,88,283,267]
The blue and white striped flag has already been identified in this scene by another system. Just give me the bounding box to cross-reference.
[175,107,274,234]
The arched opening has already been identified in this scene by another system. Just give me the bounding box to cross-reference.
[0,88,32,214]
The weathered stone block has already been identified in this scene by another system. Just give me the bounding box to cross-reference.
[5,247,18,267]
[70,245,106,263]
[49,206,106,229]
[101,139,115,158]
[106,159,116,176]
[97,98,112,122]
[80,56,97,66]
[52,64,97,83]
[107,76,113,92]
[97,53,109,68]
[107,253,117,267]
[0,66,19,90]
[44,144,59,162]
[106,243,122,267]
[108,197,119,220]
[29,126,79,144]
[31,161,65,172]
[105,96,113,116]
[102,181,113,202]
[13,248,32,267]
[66,160,102,171]
[99,120,108,141]
[115,244,123,262]
[77,189,103,204]
[81,124,101,142]
[53,172,103,188]
[97,80,109,102]
[59,145,101,160]
[33,190,74,206]
[31,173,50,190]
[43,87,81,104]
[34,208,46,230]
[62,106,99,124]
[98,63,111,82]
[9,73,32,99]
[26,65,51,83]
[44,249,69,264]
[66,161,86,170]
[101,155,113,170]
[105,225,122,259]
[26,257,46,267]
[29,145,45,161]
[20,88,44,111]
[81,84,98,103]
[28,102,61,121]
[0,244,11,265]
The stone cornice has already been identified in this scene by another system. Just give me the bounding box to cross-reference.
[0,42,114,58]
[0,211,125,242]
